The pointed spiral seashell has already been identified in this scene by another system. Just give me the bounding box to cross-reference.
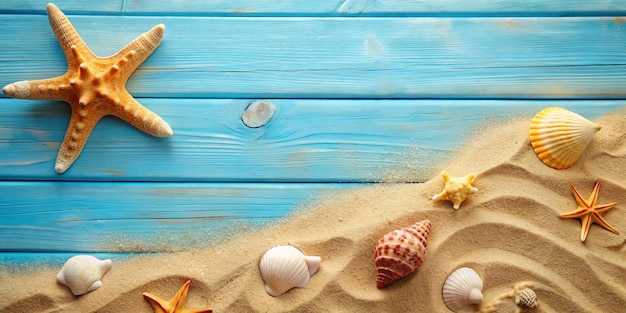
[529,107,601,169]
[515,287,538,308]
[57,255,112,296]
[374,220,431,289]
[258,244,321,296]
[442,267,484,312]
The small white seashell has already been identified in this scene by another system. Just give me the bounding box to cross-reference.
[515,287,538,308]
[258,244,321,296]
[57,255,112,296]
[241,100,276,128]
[442,267,484,312]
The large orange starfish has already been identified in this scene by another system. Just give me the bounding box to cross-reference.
[143,280,212,313]
[2,3,172,173]
[560,181,619,242]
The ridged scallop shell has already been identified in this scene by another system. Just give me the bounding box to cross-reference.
[442,267,484,312]
[258,244,321,296]
[57,255,112,296]
[529,107,601,169]
[374,220,431,289]
[515,287,538,308]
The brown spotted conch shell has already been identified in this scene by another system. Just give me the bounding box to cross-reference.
[374,220,431,289]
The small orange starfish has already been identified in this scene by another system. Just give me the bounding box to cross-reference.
[143,280,212,313]
[2,3,172,173]
[560,181,619,242]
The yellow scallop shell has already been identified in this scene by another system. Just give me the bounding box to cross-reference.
[529,107,601,169]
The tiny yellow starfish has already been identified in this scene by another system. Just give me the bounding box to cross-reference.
[2,3,172,173]
[560,181,619,242]
[432,171,478,209]
[143,280,212,313]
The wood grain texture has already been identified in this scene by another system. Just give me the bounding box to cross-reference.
[3,1,626,16]
[1,98,622,182]
[0,182,352,252]
[2,16,626,99]
[1,2,625,265]
[0,1,123,14]
[122,0,626,16]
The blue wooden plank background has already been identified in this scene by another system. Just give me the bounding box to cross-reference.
[0,1,625,266]
[0,99,622,181]
[4,0,626,16]
[2,16,626,99]
[0,182,353,252]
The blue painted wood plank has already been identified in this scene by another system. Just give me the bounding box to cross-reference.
[2,16,626,99]
[1,98,622,181]
[123,0,626,16]
[0,182,354,252]
[0,1,123,14]
[4,1,626,16]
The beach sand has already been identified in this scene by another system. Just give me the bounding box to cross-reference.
[1,108,625,313]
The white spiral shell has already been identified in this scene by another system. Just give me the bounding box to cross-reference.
[515,287,538,308]
[57,255,112,296]
[258,244,321,296]
[442,267,484,312]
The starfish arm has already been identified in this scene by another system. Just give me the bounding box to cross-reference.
[54,111,102,173]
[143,281,190,313]
[594,202,618,213]
[592,212,620,235]
[108,24,165,79]
[175,281,213,313]
[579,213,592,242]
[560,208,589,219]
[587,181,601,207]
[451,200,462,210]
[432,190,448,201]
[142,292,173,313]
[571,183,591,208]
[173,280,192,312]
[2,76,72,101]
[111,93,173,137]
[46,3,91,67]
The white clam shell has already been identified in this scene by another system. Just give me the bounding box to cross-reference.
[442,267,484,312]
[57,255,112,296]
[258,244,321,296]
